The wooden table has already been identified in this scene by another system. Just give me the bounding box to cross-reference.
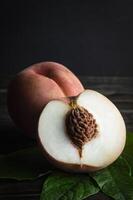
[0,76,133,200]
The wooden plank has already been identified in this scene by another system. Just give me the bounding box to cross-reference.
[0,76,133,90]
[0,177,112,200]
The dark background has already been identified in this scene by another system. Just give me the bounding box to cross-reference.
[1,0,133,76]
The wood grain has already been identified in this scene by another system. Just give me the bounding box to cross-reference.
[0,76,132,200]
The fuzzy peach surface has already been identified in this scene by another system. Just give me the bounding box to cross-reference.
[7,62,84,137]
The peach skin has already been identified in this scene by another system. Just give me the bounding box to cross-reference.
[7,62,84,138]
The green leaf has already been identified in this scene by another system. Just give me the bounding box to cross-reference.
[89,133,133,200]
[123,133,133,175]
[0,147,51,180]
[40,172,99,200]
[90,156,133,200]
[123,133,133,156]
[122,153,133,176]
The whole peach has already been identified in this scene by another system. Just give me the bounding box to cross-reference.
[7,62,84,138]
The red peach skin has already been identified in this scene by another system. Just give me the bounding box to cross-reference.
[7,62,84,138]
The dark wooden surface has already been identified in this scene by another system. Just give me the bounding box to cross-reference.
[0,76,133,200]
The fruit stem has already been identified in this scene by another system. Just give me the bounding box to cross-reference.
[69,99,77,109]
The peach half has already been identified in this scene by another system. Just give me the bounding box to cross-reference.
[38,90,126,172]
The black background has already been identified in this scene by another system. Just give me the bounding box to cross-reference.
[1,0,133,76]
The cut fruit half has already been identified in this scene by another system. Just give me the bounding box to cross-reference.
[38,90,126,172]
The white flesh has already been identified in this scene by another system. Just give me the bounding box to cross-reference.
[38,90,126,168]
[38,101,81,164]
[77,90,126,167]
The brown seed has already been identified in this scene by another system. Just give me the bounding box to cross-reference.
[65,105,98,157]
